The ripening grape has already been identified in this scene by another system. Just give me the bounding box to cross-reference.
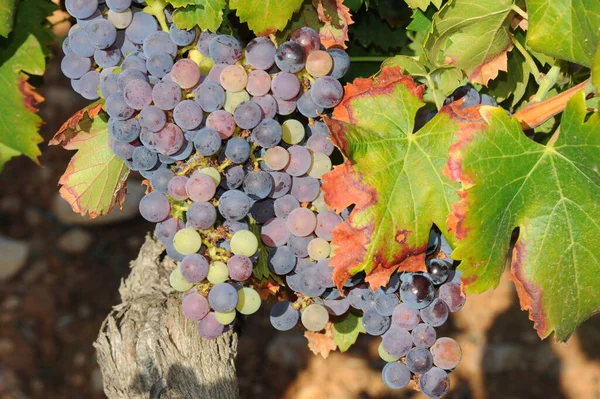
[197,312,225,339]
[301,304,329,331]
[181,292,209,320]
[214,310,236,325]
[220,65,248,92]
[173,228,202,255]
[381,362,411,389]
[169,266,194,292]
[236,287,261,315]
[306,50,333,78]
[378,342,400,362]
[207,261,229,284]
[230,230,258,256]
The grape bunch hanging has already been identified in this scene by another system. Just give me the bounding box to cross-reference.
[60,0,466,396]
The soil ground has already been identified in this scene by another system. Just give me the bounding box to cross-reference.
[1,40,599,399]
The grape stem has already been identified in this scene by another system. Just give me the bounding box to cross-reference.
[510,36,541,82]
[513,79,589,129]
[143,0,170,33]
[511,4,528,20]
[532,65,561,102]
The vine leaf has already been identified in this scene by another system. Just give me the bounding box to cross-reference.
[229,0,304,35]
[0,0,16,37]
[314,0,354,49]
[0,0,55,171]
[322,67,460,290]
[49,108,129,218]
[171,0,225,31]
[305,323,337,358]
[592,43,600,91]
[423,0,514,86]
[448,92,600,341]
[248,217,283,284]
[332,313,364,352]
[276,0,353,49]
[405,0,443,11]
[526,0,600,67]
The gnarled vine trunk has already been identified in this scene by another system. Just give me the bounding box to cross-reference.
[94,235,239,399]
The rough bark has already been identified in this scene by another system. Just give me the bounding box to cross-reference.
[94,235,239,399]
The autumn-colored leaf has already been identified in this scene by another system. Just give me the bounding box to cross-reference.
[470,43,512,86]
[322,67,460,290]
[423,0,514,86]
[0,0,56,171]
[315,0,354,49]
[305,322,337,358]
[50,101,104,146]
[449,92,600,341]
[275,0,353,49]
[54,110,129,218]
[255,281,281,301]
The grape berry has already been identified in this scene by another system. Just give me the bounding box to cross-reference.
[60,2,465,396]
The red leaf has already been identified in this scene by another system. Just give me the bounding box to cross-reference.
[50,101,104,147]
[305,322,337,358]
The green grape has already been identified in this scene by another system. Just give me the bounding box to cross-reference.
[214,310,237,325]
[224,90,250,114]
[312,190,328,213]
[301,303,329,331]
[200,167,221,185]
[307,237,330,261]
[173,228,202,255]
[378,341,400,362]
[282,119,305,144]
[207,261,229,284]
[169,267,194,292]
[236,287,261,315]
[230,230,258,256]
[308,152,332,179]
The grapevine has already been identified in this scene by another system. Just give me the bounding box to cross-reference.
[0,0,597,397]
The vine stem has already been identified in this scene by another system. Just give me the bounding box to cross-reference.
[424,73,443,110]
[532,65,561,102]
[511,36,541,82]
[349,56,388,62]
[511,4,528,20]
[513,79,589,129]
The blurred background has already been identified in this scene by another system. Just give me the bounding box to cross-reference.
[1,6,600,399]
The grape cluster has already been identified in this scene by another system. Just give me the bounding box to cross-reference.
[60,3,465,396]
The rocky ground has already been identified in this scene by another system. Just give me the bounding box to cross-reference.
[1,24,599,399]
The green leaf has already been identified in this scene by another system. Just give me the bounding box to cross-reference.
[383,55,428,76]
[345,0,363,12]
[404,0,442,11]
[249,218,283,284]
[407,8,432,32]
[333,313,365,352]
[0,0,56,171]
[52,108,130,218]
[229,0,304,35]
[487,32,531,107]
[450,92,600,341]
[171,0,225,31]
[424,0,514,85]
[352,9,407,51]
[592,43,600,91]
[526,0,600,67]
[322,67,460,289]
[0,0,16,37]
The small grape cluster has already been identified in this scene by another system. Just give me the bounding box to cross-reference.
[60,2,466,396]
